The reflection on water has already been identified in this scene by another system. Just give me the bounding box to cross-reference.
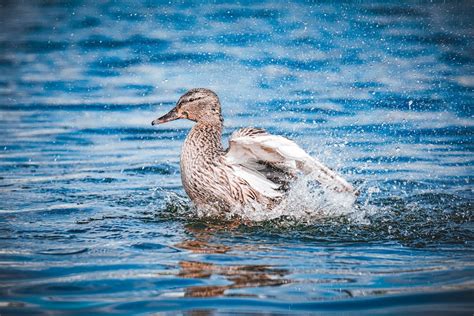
[175,228,289,298]
[176,240,231,254]
[179,261,289,298]
[0,0,473,314]
[178,261,291,297]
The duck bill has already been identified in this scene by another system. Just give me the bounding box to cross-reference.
[151,108,180,125]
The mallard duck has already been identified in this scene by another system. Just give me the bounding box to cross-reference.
[152,88,356,211]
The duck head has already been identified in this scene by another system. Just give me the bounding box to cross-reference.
[152,88,223,126]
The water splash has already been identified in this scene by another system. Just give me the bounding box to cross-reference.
[157,173,365,224]
[155,180,472,247]
[228,174,360,223]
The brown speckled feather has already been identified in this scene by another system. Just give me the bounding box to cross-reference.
[181,123,274,210]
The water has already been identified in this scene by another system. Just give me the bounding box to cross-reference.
[0,0,473,314]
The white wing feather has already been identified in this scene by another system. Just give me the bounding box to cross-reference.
[225,129,355,199]
[230,165,283,199]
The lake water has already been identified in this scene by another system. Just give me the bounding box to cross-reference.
[0,1,473,314]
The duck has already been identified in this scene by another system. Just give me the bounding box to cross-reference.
[151,88,356,212]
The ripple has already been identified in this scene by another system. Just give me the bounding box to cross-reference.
[79,35,169,50]
[123,164,178,175]
[132,242,180,252]
[37,248,88,256]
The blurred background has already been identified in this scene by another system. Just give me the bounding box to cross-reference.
[0,0,473,314]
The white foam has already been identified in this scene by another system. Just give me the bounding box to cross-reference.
[161,173,365,225]
[225,174,359,223]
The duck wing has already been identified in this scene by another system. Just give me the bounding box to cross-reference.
[224,128,356,199]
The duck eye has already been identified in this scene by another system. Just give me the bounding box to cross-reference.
[187,96,202,103]
[182,111,189,118]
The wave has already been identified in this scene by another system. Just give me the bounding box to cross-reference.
[154,179,472,247]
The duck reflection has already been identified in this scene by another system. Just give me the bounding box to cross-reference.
[174,225,290,298]
[176,240,230,254]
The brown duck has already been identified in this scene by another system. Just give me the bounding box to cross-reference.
[152,88,356,211]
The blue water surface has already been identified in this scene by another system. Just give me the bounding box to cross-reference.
[0,0,473,314]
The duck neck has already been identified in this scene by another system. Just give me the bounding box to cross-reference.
[185,121,224,154]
